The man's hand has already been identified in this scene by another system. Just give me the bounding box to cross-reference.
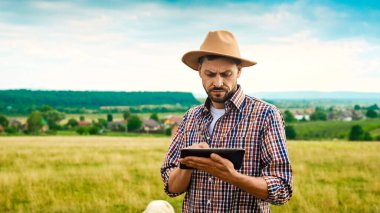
[188,142,209,149]
[179,148,239,184]
[167,142,209,194]
[174,142,269,200]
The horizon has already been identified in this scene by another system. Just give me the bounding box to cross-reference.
[1,0,380,93]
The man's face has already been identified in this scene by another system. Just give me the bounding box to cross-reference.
[198,58,241,107]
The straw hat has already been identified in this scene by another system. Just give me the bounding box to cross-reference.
[182,30,257,71]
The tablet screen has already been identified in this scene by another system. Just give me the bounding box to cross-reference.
[179,148,245,170]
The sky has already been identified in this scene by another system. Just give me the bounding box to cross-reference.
[1,0,380,95]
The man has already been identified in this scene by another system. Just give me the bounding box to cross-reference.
[161,30,292,212]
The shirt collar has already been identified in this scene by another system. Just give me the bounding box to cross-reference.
[202,85,245,113]
[227,85,245,112]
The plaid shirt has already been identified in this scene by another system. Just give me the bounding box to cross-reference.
[161,86,292,212]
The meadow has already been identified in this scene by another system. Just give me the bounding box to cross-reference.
[0,137,379,212]
[292,118,380,140]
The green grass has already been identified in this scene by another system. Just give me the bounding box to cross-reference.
[272,141,380,213]
[0,137,379,212]
[291,118,380,140]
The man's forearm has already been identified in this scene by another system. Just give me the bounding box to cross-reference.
[168,167,193,194]
[230,172,269,200]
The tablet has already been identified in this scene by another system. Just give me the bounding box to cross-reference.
[179,148,245,170]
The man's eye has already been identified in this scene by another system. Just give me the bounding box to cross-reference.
[221,73,232,77]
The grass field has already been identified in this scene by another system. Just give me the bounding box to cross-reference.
[1,137,379,212]
[292,118,380,140]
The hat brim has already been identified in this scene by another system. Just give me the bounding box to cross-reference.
[182,50,257,71]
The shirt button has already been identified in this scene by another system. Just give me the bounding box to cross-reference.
[207,200,211,205]
[206,136,210,140]
[208,177,213,183]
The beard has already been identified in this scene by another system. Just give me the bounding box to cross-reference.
[205,85,237,104]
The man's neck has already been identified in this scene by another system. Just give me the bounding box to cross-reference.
[211,101,225,109]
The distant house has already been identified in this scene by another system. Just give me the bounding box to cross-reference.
[351,110,365,120]
[338,110,352,121]
[108,120,127,132]
[329,108,359,121]
[342,117,352,121]
[164,115,183,128]
[163,115,184,137]
[294,114,310,121]
[142,119,161,133]
[9,119,22,129]
[304,108,315,115]
[78,120,91,126]
[0,125,4,133]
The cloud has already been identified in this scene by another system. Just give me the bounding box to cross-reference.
[0,0,379,93]
[240,33,380,92]
[31,1,75,10]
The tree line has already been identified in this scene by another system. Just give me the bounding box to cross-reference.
[0,90,200,115]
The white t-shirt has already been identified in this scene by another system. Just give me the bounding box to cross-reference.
[209,106,226,136]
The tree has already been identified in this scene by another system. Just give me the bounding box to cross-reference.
[0,114,9,128]
[285,125,296,139]
[5,126,19,134]
[27,111,43,133]
[363,132,372,141]
[150,113,159,122]
[165,128,172,136]
[40,105,54,112]
[366,109,378,118]
[349,125,364,141]
[310,108,327,121]
[367,104,379,110]
[80,115,85,121]
[127,115,142,131]
[66,118,79,128]
[123,110,131,120]
[283,110,296,123]
[76,126,89,135]
[349,125,373,141]
[98,118,108,129]
[89,126,100,135]
[107,114,113,122]
[354,105,361,110]
[42,110,65,130]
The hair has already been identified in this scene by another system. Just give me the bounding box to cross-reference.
[198,55,241,66]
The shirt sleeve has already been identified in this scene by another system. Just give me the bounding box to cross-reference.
[160,111,189,197]
[260,106,293,205]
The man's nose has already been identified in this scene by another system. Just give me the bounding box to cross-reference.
[213,75,223,87]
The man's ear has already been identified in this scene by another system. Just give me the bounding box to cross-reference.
[198,65,202,77]
[237,65,242,78]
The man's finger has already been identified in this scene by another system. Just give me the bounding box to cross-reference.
[198,142,209,148]
[210,153,222,161]
[181,156,213,167]
[210,153,235,168]
[181,156,221,171]
[210,153,228,165]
